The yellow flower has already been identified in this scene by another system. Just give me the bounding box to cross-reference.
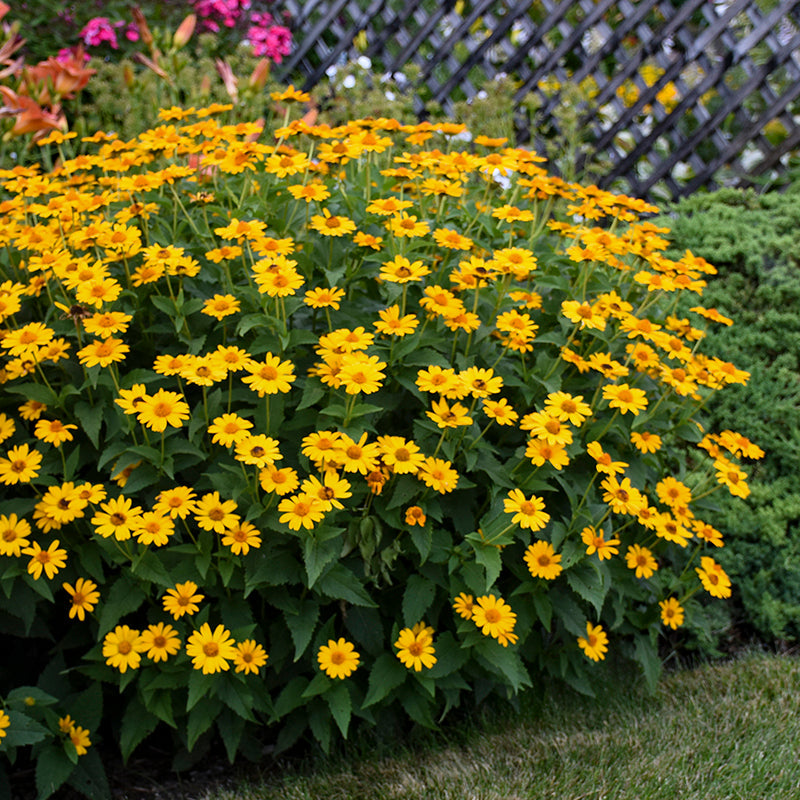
[626,544,658,578]
[0,513,31,556]
[317,637,360,679]
[62,577,100,620]
[141,622,181,662]
[0,443,42,485]
[194,491,240,533]
[395,624,437,671]
[154,486,198,519]
[201,293,240,320]
[186,623,237,674]
[103,625,147,673]
[76,337,129,368]
[452,592,474,620]
[259,465,299,495]
[505,489,550,531]
[136,389,191,432]
[602,383,648,415]
[163,581,204,619]
[234,639,269,674]
[23,539,68,580]
[471,595,517,645]
[234,434,282,468]
[134,512,175,547]
[577,622,608,661]
[580,526,620,560]
[91,496,143,541]
[374,305,419,337]
[278,493,325,531]
[524,540,562,580]
[659,598,685,629]
[221,520,262,555]
[696,556,732,598]
[242,354,296,395]
[34,419,78,447]
[310,208,357,237]
[405,505,426,526]
[0,709,9,741]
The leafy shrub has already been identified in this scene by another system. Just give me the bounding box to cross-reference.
[660,186,800,643]
[0,106,758,795]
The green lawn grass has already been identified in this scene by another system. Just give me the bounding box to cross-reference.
[203,652,800,800]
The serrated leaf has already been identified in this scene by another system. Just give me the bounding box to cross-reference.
[316,564,377,607]
[287,599,320,661]
[326,681,351,738]
[303,534,341,588]
[35,743,75,800]
[634,634,662,692]
[363,653,407,707]
[97,578,146,636]
[402,574,435,626]
[75,401,103,448]
[566,563,608,616]
[119,697,158,762]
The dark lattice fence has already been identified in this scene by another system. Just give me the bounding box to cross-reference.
[276,0,800,200]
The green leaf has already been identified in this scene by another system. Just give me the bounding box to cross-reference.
[296,380,326,411]
[119,697,158,762]
[634,634,662,692]
[532,592,553,631]
[75,401,103,448]
[97,578,146,636]
[387,475,423,510]
[316,563,377,607]
[303,534,341,588]
[301,671,331,699]
[475,638,531,692]
[187,696,223,750]
[326,681,352,738]
[217,710,245,763]
[549,587,588,637]
[410,524,433,563]
[35,743,75,800]
[286,599,320,661]
[130,551,173,588]
[6,687,57,708]
[272,677,308,719]
[66,749,110,800]
[5,382,57,407]
[470,541,503,591]
[1,710,49,748]
[566,562,609,616]
[308,701,332,753]
[402,574,436,626]
[186,670,217,712]
[362,653,407,707]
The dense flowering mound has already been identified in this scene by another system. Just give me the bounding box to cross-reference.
[0,104,761,794]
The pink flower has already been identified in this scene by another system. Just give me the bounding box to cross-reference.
[80,17,119,49]
[249,24,292,61]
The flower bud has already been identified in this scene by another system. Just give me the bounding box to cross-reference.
[173,14,196,49]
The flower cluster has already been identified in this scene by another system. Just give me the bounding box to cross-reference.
[0,104,759,764]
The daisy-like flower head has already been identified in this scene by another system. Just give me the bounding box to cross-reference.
[418,457,459,494]
[154,485,197,519]
[23,539,68,580]
[338,353,387,395]
[62,577,100,620]
[0,513,31,557]
[208,413,254,447]
[659,597,685,629]
[452,592,474,620]
[426,397,472,429]
[395,624,437,671]
[626,544,658,578]
[136,389,190,432]
[374,305,419,337]
[194,491,239,533]
[134,511,175,547]
[310,208,357,237]
[91,495,143,541]
[471,595,517,645]
[0,443,42,485]
[577,622,608,662]
[580,526,621,560]
[259,464,300,496]
[234,639,269,674]
[505,489,551,531]
[695,556,732,598]
[34,418,78,447]
[524,539,562,580]
[141,622,181,662]
[304,286,345,309]
[102,625,147,673]
[185,623,237,674]
[376,435,425,475]
[221,520,262,555]
[300,471,352,511]
[482,398,518,426]
[0,710,9,741]
[602,382,648,415]
[405,505,426,526]
[379,255,430,284]
[234,434,282,469]
[76,337,129,368]
[242,353,296,396]
[317,637,360,679]
[162,580,204,619]
[278,492,326,531]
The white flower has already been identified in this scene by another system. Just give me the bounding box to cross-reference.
[325,65,338,79]
[343,75,356,89]
[357,56,372,70]
[385,91,396,101]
